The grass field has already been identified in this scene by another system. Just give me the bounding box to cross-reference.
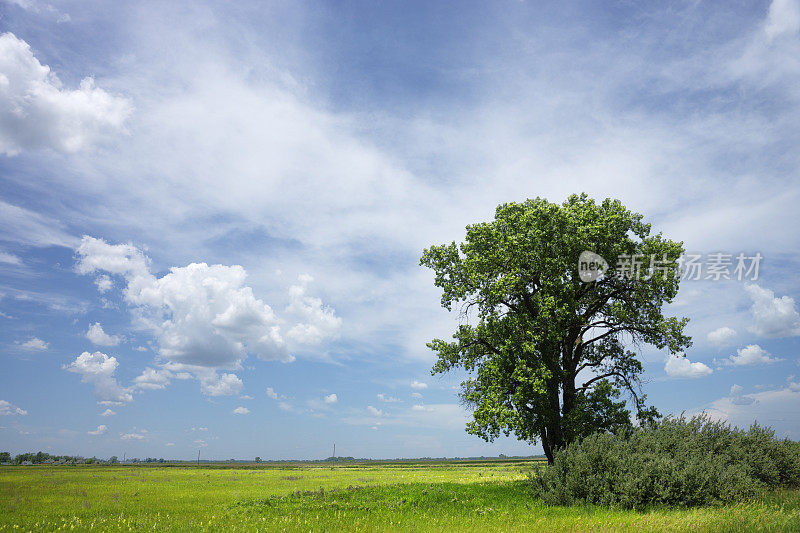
[1,461,799,531]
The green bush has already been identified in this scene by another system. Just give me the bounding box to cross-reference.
[533,415,800,509]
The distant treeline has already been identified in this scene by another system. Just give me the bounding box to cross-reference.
[0,451,170,465]
[1,451,543,465]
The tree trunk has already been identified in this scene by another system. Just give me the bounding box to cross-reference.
[540,428,553,463]
[543,376,564,464]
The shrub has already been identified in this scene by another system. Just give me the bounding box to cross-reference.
[532,415,800,509]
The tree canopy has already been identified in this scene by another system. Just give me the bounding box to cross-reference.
[420,194,691,462]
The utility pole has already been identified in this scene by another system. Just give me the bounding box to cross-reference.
[333,443,336,463]
[197,449,201,465]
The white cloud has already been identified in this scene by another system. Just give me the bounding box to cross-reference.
[99,408,116,417]
[745,284,800,338]
[0,200,77,248]
[377,393,400,403]
[706,379,800,439]
[0,399,27,416]
[707,326,737,348]
[366,405,383,417]
[266,387,279,400]
[0,32,132,155]
[165,442,175,446]
[2,1,71,23]
[85,322,122,346]
[194,439,208,447]
[344,403,469,431]
[197,371,243,397]
[94,275,113,293]
[724,344,783,366]
[77,237,292,371]
[75,236,150,279]
[132,367,172,390]
[729,384,756,406]
[410,392,423,399]
[285,275,341,345]
[88,424,107,435]
[324,393,338,404]
[764,0,800,41]
[412,404,433,412]
[120,431,146,440]
[278,401,293,412]
[0,251,21,265]
[240,394,254,400]
[410,380,428,390]
[64,351,133,404]
[19,337,47,350]
[664,353,713,379]
[232,406,250,415]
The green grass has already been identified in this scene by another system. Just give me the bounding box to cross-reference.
[1,461,799,531]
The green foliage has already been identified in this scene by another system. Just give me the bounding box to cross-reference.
[533,415,800,509]
[420,194,690,461]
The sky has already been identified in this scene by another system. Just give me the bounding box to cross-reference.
[1,0,799,460]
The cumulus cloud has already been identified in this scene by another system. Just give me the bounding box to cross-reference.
[664,353,713,379]
[232,406,250,415]
[85,322,122,346]
[99,408,116,417]
[19,337,47,350]
[285,275,341,345]
[0,32,132,155]
[77,237,292,371]
[324,393,338,404]
[0,399,27,416]
[94,275,113,293]
[75,236,340,396]
[132,367,172,390]
[88,424,107,435]
[411,404,433,412]
[366,405,383,417]
[707,327,737,348]
[64,351,133,404]
[196,370,243,397]
[266,387,279,400]
[723,344,783,366]
[377,393,400,403]
[410,380,428,390]
[410,392,423,399]
[745,284,800,338]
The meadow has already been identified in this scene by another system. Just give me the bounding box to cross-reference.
[1,460,799,532]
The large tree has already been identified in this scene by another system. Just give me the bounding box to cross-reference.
[420,194,691,463]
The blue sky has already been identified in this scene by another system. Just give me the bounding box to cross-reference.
[1,0,800,460]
